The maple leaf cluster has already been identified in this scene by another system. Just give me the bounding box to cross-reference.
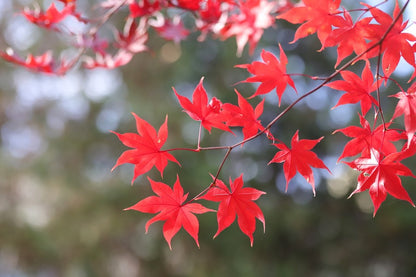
[111,0,416,246]
[0,0,289,74]
[2,0,416,248]
[111,67,332,247]
[112,79,273,247]
[277,0,416,216]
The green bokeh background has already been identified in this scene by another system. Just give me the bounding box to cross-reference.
[1,1,416,276]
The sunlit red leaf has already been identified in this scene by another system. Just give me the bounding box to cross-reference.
[362,0,416,77]
[115,17,148,53]
[83,50,134,69]
[269,130,330,195]
[125,176,214,249]
[219,0,277,56]
[112,113,180,183]
[391,85,416,145]
[153,16,190,43]
[22,2,85,28]
[324,10,375,67]
[326,62,379,116]
[129,0,162,17]
[199,175,265,246]
[223,90,268,140]
[333,114,402,161]
[171,0,202,10]
[277,0,344,48]
[173,77,231,133]
[0,49,72,75]
[346,149,415,216]
[236,46,296,105]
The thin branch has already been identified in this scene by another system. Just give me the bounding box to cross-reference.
[197,122,203,150]
[375,44,387,128]
[187,147,232,203]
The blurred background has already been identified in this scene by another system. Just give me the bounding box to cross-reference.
[1,0,416,276]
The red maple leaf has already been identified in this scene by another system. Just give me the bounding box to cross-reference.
[197,0,223,24]
[326,62,379,116]
[223,90,268,140]
[125,176,214,249]
[199,175,265,246]
[0,49,54,73]
[219,0,277,56]
[334,114,403,162]
[236,46,296,105]
[112,113,180,183]
[346,149,415,216]
[362,0,416,77]
[22,2,80,29]
[390,83,416,145]
[173,77,231,133]
[196,0,234,38]
[0,49,71,75]
[115,17,148,54]
[129,0,162,17]
[324,10,375,67]
[171,0,202,10]
[269,130,330,195]
[153,16,190,43]
[83,50,133,69]
[277,0,344,48]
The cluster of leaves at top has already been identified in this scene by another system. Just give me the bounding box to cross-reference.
[2,0,416,249]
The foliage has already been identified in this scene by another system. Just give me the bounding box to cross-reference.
[1,0,416,251]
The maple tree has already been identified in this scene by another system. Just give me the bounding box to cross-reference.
[1,0,416,249]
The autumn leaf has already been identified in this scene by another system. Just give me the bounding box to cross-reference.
[390,85,416,145]
[0,49,71,75]
[173,77,231,133]
[199,175,265,246]
[236,46,296,105]
[277,0,344,48]
[22,2,84,29]
[223,90,268,140]
[346,149,415,216]
[125,176,214,249]
[112,113,180,183]
[115,17,148,54]
[129,0,161,17]
[83,50,133,69]
[326,62,379,116]
[333,114,403,162]
[219,0,276,56]
[197,0,223,24]
[362,0,416,77]
[0,49,54,73]
[269,130,330,195]
[171,0,202,11]
[153,16,190,44]
[22,3,72,28]
[324,11,374,67]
